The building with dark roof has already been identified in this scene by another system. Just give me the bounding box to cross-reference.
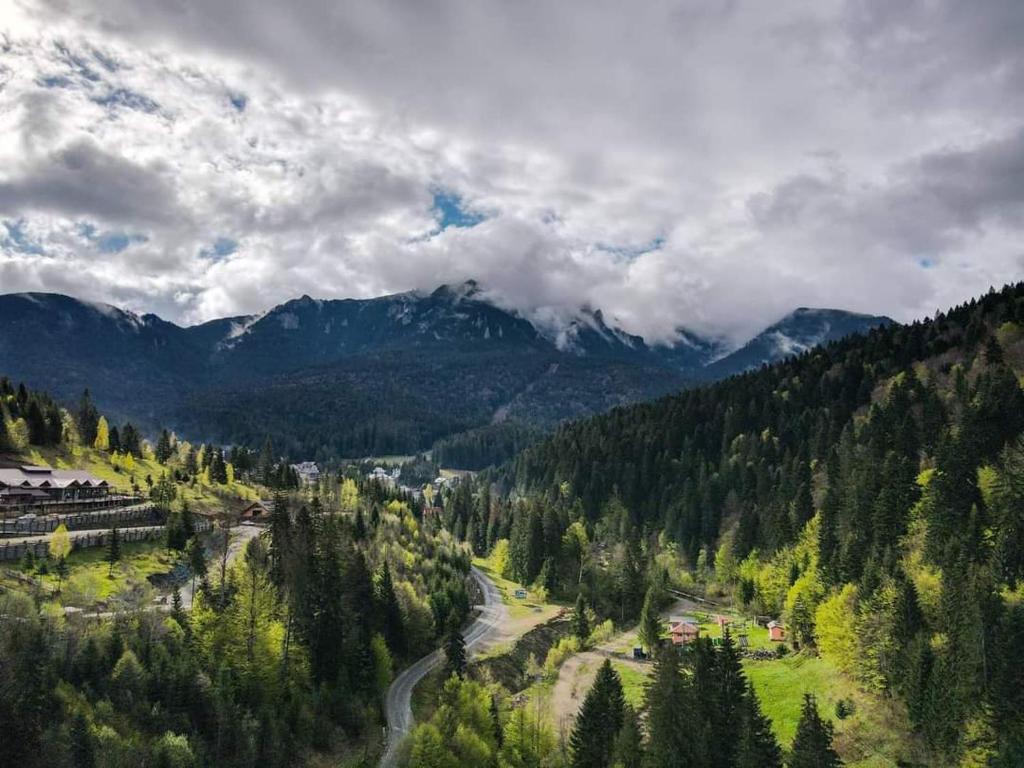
[0,465,110,506]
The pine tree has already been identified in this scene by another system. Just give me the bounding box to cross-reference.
[444,623,467,679]
[570,659,625,768]
[490,695,504,749]
[735,682,782,768]
[790,694,842,768]
[171,585,185,626]
[185,444,199,476]
[267,494,291,588]
[709,630,747,768]
[611,704,644,768]
[121,423,141,456]
[26,400,47,445]
[376,565,406,657]
[77,389,99,446]
[155,428,174,464]
[638,586,661,653]
[106,527,121,576]
[69,711,96,768]
[211,448,228,484]
[645,646,703,767]
[186,537,207,598]
[258,435,275,486]
[573,593,590,643]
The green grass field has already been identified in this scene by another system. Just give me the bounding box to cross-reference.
[743,654,840,746]
[5,539,179,606]
[744,653,929,766]
[610,662,648,709]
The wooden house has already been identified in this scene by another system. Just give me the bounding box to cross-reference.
[767,620,786,642]
[669,617,700,645]
[240,499,274,521]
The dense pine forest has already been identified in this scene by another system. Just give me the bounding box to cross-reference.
[0,476,470,767]
[432,282,1024,766]
[1,379,473,767]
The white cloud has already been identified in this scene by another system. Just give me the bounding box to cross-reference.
[0,0,1022,343]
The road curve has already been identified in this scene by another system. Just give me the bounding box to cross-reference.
[380,565,506,768]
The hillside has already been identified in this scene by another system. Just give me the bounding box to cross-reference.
[0,284,891,461]
[474,281,1024,764]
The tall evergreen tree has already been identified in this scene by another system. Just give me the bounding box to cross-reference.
[76,389,99,447]
[638,586,661,653]
[611,704,644,768]
[155,429,174,464]
[570,659,625,768]
[708,630,747,768]
[106,527,121,576]
[644,646,703,767]
[376,565,406,657]
[790,694,842,768]
[735,682,782,768]
[69,711,96,768]
[444,623,466,679]
[573,593,590,643]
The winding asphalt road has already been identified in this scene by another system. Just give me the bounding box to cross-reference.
[380,565,506,768]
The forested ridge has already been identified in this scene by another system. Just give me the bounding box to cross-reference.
[432,281,1024,766]
[1,377,473,766]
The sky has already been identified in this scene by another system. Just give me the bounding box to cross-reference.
[1,0,1023,344]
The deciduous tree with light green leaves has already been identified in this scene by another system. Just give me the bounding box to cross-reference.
[339,477,360,513]
[93,415,110,451]
[814,584,859,673]
[48,523,72,562]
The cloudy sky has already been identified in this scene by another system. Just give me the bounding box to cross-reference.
[1,0,1023,343]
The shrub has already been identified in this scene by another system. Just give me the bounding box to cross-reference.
[835,698,856,720]
[542,636,581,679]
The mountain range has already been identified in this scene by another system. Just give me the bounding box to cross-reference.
[0,282,891,462]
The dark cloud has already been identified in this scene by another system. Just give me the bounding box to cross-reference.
[0,139,179,225]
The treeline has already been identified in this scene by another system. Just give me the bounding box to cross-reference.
[0,378,66,448]
[1,379,301,494]
[431,420,544,471]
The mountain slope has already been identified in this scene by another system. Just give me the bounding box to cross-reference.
[0,284,893,460]
[701,307,893,379]
[0,292,205,421]
[490,286,1024,767]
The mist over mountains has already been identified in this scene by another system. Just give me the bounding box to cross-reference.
[0,282,891,461]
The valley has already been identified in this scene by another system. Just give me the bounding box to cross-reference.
[0,282,1021,768]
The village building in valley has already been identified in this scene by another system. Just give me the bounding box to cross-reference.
[0,464,110,509]
[290,461,321,486]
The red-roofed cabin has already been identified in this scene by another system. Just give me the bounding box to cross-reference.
[669,620,700,645]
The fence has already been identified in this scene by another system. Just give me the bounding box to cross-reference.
[0,495,143,520]
[0,518,212,562]
[0,505,161,537]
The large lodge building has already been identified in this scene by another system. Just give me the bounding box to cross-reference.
[0,464,110,507]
